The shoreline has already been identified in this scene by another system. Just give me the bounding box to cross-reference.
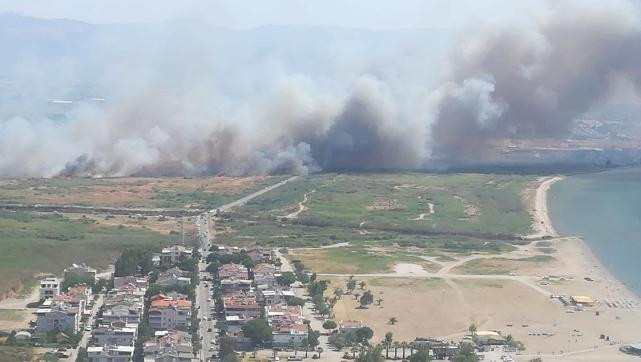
[537,175,640,303]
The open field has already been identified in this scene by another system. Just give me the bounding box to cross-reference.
[289,247,425,274]
[0,346,36,362]
[453,255,556,275]
[0,210,175,299]
[0,176,285,209]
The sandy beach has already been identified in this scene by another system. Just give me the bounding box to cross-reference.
[300,176,641,361]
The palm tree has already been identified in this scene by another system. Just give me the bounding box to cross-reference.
[359,281,366,290]
[354,292,361,301]
[393,341,400,359]
[317,347,323,358]
[401,342,407,359]
[468,323,477,337]
[301,338,309,358]
[388,317,398,325]
[384,332,393,359]
[376,298,384,306]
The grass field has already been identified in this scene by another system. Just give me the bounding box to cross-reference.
[0,210,175,298]
[230,172,534,236]
[453,255,556,275]
[0,346,35,362]
[290,247,424,273]
[0,176,285,209]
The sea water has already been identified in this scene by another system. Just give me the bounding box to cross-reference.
[548,167,641,295]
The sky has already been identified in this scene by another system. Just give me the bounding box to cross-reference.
[0,0,547,29]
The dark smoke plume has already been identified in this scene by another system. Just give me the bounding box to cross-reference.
[431,3,641,161]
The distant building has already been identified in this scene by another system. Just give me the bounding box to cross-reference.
[39,277,61,300]
[148,294,192,330]
[246,248,273,263]
[113,276,148,290]
[338,320,363,336]
[87,345,135,362]
[265,304,307,347]
[143,330,196,362]
[156,267,191,287]
[218,263,249,280]
[158,245,193,265]
[91,325,138,346]
[253,263,277,288]
[570,295,596,306]
[34,302,81,334]
[223,291,260,320]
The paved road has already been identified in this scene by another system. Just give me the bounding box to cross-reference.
[194,175,298,360]
[69,294,104,361]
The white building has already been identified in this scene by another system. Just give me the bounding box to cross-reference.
[39,277,60,300]
[34,302,81,334]
[87,345,135,362]
[91,325,138,346]
[157,245,193,265]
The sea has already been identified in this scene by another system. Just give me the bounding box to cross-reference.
[548,167,641,296]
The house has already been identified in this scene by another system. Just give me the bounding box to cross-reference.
[265,305,307,348]
[246,248,273,262]
[64,263,97,282]
[67,284,92,307]
[143,330,196,362]
[339,320,363,336]
[87,345,135,362]
[148,295,192,330]
[222,291,261,319]
[258,289,296,305]
[474,331,507,346]
[34,302,81,334]
[158,245,193,265]
[102,304,144,325]
[114,276,148,290]
[52,293,86,314]
[39,277,61,300]
[253,263,277,288]
[91,325,138,346]
[220,278,252,293]
[218,263,249,280]
[156,267,191,287]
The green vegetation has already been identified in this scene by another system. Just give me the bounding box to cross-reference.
[291,246,424,273]
[0,345,34,362]
[0,210,173,296]
[0,309,24,322]
[455,255,556,275]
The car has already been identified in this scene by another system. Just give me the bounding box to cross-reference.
[85,326,91,331]
[287,356,303,361]
[207,328,212,332]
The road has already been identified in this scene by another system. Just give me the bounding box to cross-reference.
[68,294,104,361]
[194,175,298,361]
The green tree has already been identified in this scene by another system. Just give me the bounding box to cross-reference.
[242,319,272,346]
[359,281,366,290]
[452,343,479,362]
[219,336,237,359]
[409,346,431,362]
[384,332,393,359]
[308,329,321,350]
[346,276,356,293]
[322,320,337,330]
[287,296,306,307]
[276,272,297,286]
[333,288,344,299]
[356,327,374,345]
[468,323,477,337]
[389,317,398,325]
[221,353,240,362]
[359,290,374,308]
[355,345,384,362]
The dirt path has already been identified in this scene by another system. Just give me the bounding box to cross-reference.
[284,189,315,219]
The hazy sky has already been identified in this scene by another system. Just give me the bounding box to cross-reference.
[0,0,548,29]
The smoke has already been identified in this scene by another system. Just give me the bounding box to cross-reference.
[431,1,641,161]
[2,1,641,177]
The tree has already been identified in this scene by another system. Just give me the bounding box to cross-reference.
[354,292,361,301]
[308,329,321,352]
[452,343,479,362]
[359,290,374,308]
[384,332,393,359]
[322,320,337,330]
[221,354,240,362]
[355,345,384,362]
[347,276,356,293]
[241,319,272,346]
[356,327,374,345]
[333,288,344,299]
[359,281,366,290]
[276,272,297,286]
[376,298,384,306]
[468,323,477,337]
[288,297,306,307]
[316,347,324,358]
[409,346,431,362]
[388,317,398,325]
[219,336,236,359]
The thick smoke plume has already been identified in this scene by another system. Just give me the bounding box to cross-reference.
[1,1,641,177]
[431,3,641,161]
